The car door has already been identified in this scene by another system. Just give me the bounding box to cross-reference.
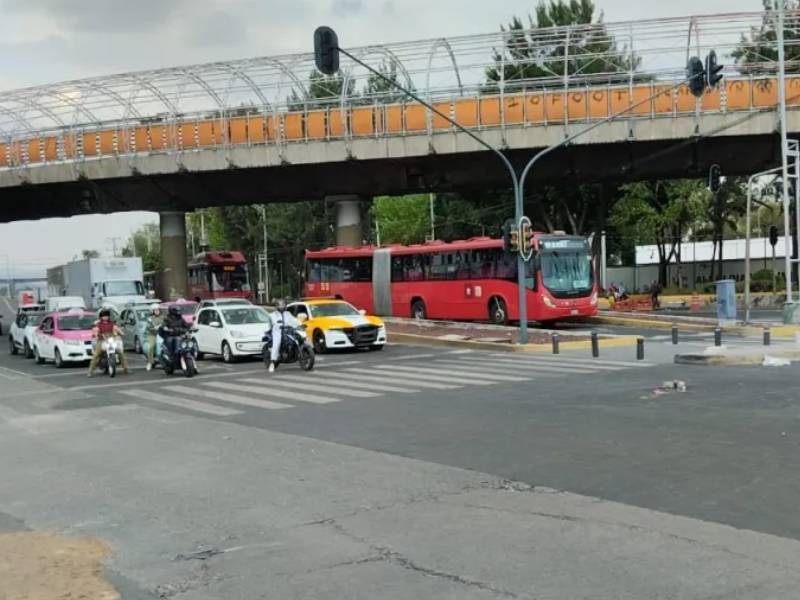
[194,309,212,352]
[205,309,225,353]
[118,310,131,349]
[37,316,55,358]
[12,314,26,348]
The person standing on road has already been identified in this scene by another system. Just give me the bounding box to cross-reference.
[145,306,164,371]
[88,308,129,377]
[268,299,299,373]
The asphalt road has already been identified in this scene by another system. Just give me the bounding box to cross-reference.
[2,296,800,598]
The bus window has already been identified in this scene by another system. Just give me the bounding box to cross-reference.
[211,264,250,292]
[391,256,404,282]
[403,255,425,281]
[307,260,322,283]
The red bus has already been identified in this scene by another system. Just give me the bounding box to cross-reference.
[188,251,252,301]
[304,235,597,325]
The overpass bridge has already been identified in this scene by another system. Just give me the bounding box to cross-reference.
[0,10,798,295]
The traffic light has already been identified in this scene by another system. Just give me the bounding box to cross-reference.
[314,26,340,75]
[705,50,723,88]
[520,217,534,260]
[503,219,519,254]
[687,56,705,98]
[769,225,779,247]
[708,164,721,193]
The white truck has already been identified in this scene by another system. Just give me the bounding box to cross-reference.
[48,257,146,311]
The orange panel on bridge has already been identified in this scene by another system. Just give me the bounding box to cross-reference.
[132,127,147,152]
[652,85,674,115]
[43,136,58,161]
[283,113,304,140]
[8,141,22,165]
[630,86,654,115]
[788,78,800,105]
[351,107,375,136]
[329,110,345,137]
[454,99,478,127]
[247,116,266,143]
[27,140,41,163]
[0,144,7,167]
[525,91,545,123]
[431,102,451,130]
[609,88,631,115]
[99,131,116,155]
[149,125,167,150]
[752,79,778,108]
[306,110,326,139]
[544,92,565,122]
[82,133,98,156]
[674,85,697,113]
[405,104,427,131]
[504,95,524,124]
[62,134,77,159]
[196,122,216,147]
[480,97,501,126]
[179,123,197,149]
[567,91,588,120]
[385,105,403,133]
[701,87,722,111]
[587,89,608,119]
[228,117,248,145]
[726,80,750,110]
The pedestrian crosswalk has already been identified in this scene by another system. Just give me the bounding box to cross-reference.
[114,352,655,418]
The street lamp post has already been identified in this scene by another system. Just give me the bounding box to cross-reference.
[776,0,794,308]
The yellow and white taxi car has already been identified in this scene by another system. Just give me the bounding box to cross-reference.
[287,299,386,353]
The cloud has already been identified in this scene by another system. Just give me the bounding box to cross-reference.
[183,10,249,48]
[332,0,364,18]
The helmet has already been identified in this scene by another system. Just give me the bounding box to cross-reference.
[168,305,181,317]
[152,306,161,315]
[275,298,287,311]
[99,308,112,319]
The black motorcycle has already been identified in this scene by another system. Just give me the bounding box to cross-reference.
[160,330,198,378]
[262,325,315,371]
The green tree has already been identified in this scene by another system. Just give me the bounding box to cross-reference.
[371,195,431,244]
[693,178,747,280]
[732,1,800,74]
[121,223,161,272]
[81,249,100,259]
[485,0,639,90]
[610,180,707,286]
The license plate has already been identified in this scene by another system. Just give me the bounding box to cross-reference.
[570,309,579,315]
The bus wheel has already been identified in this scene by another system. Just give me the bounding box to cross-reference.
[412,299,427,320]
[489,298,508,325]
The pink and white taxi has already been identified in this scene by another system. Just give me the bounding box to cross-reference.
[33,310,96,367]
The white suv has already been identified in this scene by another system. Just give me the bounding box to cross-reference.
[9,311,45,358]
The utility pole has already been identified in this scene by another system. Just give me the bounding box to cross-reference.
[777,0,793,306]
[429,193,436,241]
[260,205,269,304]
[106,237,122,257]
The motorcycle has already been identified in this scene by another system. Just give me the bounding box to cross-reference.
[160,330,198,378]
[96,335,123,378]
[262,324,315,372]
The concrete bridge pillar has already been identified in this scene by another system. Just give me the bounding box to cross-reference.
[159,211,188,300]
[330,196,363,247]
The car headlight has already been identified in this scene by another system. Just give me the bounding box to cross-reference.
[230,330,244,339]
[65,339,83,346]
[543,296,556,308]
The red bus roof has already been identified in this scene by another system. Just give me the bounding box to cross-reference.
[305,233,583,258]
[189,251,247,265]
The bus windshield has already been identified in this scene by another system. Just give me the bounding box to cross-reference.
[540,251,593,297]
[211,265,250,292]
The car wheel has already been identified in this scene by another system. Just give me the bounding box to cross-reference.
[134,336,142,354]
[313,330,327,354]
[412,299,427,320]
[222,341,235,364]
[34,346,44,365]
[24,340,32,359]
[54,348,64,369]
[9,336,17,355]
[489,298,509,326]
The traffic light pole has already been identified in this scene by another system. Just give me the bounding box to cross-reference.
[332,46,702,344]
[777,1,794,306]
[745,165,783,323]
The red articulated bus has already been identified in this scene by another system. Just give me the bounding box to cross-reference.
[188,251,252,301]
[304,235,598,325]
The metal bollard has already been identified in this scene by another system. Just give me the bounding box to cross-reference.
[636,337,645,360]
[552,333,560,354]
[672,324,678,345]
[714,327,722,347]
[763,326,771,346]
[591,331,599,358]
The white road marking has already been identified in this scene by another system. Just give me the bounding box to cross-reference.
[377,364,531,383]
[429,358,578,375]
[341,368,461,390]
[203,381,341,405]
[373,365,500,385]
[121,389,242,416]
[394,353,438,361]
[452,356,613,373]
[0,365,28,377]
[241,377,379,398]
[165,385,292,410]
[295,372,421,394]
[488,353,654,368]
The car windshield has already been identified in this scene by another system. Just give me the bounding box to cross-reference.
[27,314,44,327]
[58,315,95,331]
[540,251,593,297]
[222,307,269,325]
[310,303,360,318]
[104,281,145,296]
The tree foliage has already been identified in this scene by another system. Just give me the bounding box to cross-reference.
[81,249,100,259]
[121,222,161,272]
[732,1,800,74]
[371,195,431,245]
[485,0,639,90]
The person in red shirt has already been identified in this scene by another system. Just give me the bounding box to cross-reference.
[88,308,129,377]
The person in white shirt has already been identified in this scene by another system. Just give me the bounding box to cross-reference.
[268,298,299,373]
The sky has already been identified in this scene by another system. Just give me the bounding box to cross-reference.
[0,0,761,277]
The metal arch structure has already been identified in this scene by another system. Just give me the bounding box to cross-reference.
[0,11,796,161]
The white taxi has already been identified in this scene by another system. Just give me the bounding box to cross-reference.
[8,311,45,358]
[33,310,96,367]
[194,305,271,363]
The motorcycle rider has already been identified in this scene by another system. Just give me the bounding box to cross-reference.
[145,305,164,371]
[159,305,190,366]
[88,308,129,377]
[268,298,299,373]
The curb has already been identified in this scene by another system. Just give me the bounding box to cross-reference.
[674,349,800,366]
[585,315,715,331]
[390,332,640,353]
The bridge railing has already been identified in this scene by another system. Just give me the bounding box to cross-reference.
[0,74,796,170]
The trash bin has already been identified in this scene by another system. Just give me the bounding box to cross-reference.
[716,279,736,321]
